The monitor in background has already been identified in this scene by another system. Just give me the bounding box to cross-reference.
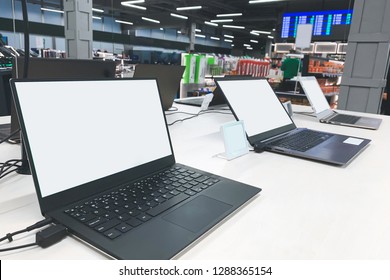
[10,57,117,140]
[132,64,185,111]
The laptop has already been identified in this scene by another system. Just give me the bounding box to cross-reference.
[174,75,253,107]
[215,78,371,166]
[133,64,185,111]
[10,78,260,260]
[298,76,382,130]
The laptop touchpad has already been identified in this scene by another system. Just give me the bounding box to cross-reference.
[163,195,232,233]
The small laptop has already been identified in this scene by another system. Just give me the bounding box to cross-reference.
[133,64,185,111]
[10,78,260,260]
[216,78,371,166]
[298,76,382,130]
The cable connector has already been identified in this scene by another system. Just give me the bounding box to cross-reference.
[36,224,68,248]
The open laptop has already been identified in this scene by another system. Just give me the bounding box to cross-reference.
[133,64,185,111]
[174,75,253,107]
[10,78,260,260]
[215,78,371,166]
[298,76,382,130]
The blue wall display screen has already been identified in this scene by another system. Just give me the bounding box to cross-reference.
[281,10,352,39]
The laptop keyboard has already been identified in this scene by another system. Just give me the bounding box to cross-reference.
[64,166,219,239]
[330,114,360,124]
[269,129,333,152]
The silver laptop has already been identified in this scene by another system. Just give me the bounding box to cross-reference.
[298,76,382,130]
[10,78,260,259]
[216,78,371,166]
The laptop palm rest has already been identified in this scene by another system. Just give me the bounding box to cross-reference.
[163,195,232,233]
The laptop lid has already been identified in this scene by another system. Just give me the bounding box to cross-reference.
[11,78,175,214]
[215,78,297,145]
[133,64,185,110]
[298,76,334,118]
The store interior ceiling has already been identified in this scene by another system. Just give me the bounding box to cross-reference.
[29,0,355,46]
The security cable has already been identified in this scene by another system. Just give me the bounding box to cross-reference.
[167,109,233,126]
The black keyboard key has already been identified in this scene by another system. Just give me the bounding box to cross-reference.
[87,217,107,227]
[147,193,189,217]
[104,229,121,239]
[116,223,133,233]
[95,218,121,232]
[117,213,131,221]
[137,213,152,222]
[77,213,96,222]
[127,218,142,227]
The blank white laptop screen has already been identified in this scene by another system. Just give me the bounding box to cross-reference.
[217,79,293,137]
[299,77,330,113]
[14,79,172,197]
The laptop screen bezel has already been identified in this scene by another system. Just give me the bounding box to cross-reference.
[10,77,176,214]
[215,78,297,145]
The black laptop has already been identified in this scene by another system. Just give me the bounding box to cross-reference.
[216,78,371,166]
[10,78,260,259]
[133,64,185,111]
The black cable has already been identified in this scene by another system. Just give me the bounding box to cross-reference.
[0,217,53,243]
[0,224,68,252]
[0,129,20,144]
[0,242,37,252]
[0,159,22,179]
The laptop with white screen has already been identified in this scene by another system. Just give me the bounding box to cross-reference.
[298,76,382,130]
[10,78,260,259]
[216,78,371,166]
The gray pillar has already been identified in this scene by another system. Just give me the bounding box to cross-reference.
[188,22,196,52]
[338,0,390,113]
[265,39,272,58]
[63,0,93,59]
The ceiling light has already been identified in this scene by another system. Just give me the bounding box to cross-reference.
[216,13,242,17]
[177,31,182,34]
[40,7,63,13]
[224,39,233,42]
[121,3,146,10]
[121,0,145,4]
[176,6,202,11]
[250,31,260,36]
[195,34,206,38]
[224,34,234,38]
[211,19,233,23]
[251,30,271,34]
[249,0,282,4]
[268,35,274,39]
[115,20,134,25]
[205,21,218,26]
[247,47,253,50]
[92,16,102,20]
[231,44,235,47]
[160,28,164,31]
[210,37,220,41]
[250,40,258,43]
[223,25,245,29]
[142,17,160,24]
[244,44,251,47]
[170,13,188,20]
[195,29,202,32]
[92,8,104,13]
